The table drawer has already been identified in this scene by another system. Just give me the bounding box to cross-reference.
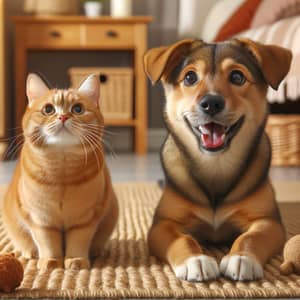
[24,24,81,48]
[85,24,134,48]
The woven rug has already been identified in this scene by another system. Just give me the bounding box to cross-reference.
[0,182,300,298]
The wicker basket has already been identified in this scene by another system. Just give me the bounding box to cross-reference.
[69,67,133,120]
[266,114,300,166]
[24,0,79,15]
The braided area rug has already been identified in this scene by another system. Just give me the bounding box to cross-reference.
[0,182,300,298]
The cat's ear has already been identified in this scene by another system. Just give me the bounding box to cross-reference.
[26,73,50,107]
[78,75,100,107]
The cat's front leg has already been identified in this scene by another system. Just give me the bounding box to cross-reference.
[65,222,98,270]
[29,226,63,270]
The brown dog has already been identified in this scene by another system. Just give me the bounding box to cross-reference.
[144,38,292,281]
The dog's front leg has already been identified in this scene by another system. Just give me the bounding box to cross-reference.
[149,219,220,281]
[220,218,285,281]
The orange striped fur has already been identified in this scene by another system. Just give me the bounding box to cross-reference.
[2,74,118,270]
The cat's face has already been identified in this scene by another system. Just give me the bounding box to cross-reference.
[23,74,104,149]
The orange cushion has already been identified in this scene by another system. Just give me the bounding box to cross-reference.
[214,0,262,42]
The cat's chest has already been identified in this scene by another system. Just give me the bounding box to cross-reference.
[20,171,105,228]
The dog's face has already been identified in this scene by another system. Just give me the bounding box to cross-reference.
[144,39,292,153]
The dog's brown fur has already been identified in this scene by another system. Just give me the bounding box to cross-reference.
[144,38,292,281]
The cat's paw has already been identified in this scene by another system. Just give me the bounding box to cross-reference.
[220,254,263,281]
[38,258,63,270]
[22,248,38,259]
[65,257,90,270]
[173,255,220,282]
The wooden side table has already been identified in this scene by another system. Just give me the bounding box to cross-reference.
[12,16,152,154]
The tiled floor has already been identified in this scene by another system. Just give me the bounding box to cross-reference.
[0,153,300,184]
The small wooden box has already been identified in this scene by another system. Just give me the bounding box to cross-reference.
[69,67,133,120]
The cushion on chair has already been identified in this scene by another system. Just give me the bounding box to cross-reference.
[202,0,262,42]
[251,0,300,28]
[215,0,262,42]
[202,0,245,42]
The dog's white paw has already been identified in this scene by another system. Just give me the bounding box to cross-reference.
[173,255,220,282]
[220,254,263,281]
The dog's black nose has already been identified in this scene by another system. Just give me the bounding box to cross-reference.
[199,94,225,116]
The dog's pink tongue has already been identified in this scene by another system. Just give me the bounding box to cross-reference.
[200,123,225,149]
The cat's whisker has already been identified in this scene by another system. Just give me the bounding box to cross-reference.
[72,117,105,128]
[0,133,24,143]
[80,123,104,128]
[85,133,105,154]
[2,134,25,160]
[87,131,117,158]
[72,121,103,135]
[85,133,104,155]
[103,130,118,137]
[31,134,45,148]
[71,123,104,146]
[71,119,117,155]
[69,126,89,166]
[71,117,107,134]
[80,137,88,167]
[103,139,117,159]
[6,126,23,132]
[71,123,104,163]
[4,139,24,160]
[26,127,45,148]
[46,121,61,134]
[83,135,101,171]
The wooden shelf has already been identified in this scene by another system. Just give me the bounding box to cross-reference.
[12,15,153,154]
[12,15,153,24]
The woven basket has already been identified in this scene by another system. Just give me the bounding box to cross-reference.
[266,114,300,166]
[69,67,133,120]
[24,0,79,15]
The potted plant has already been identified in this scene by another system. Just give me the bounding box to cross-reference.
[81,0,104,18]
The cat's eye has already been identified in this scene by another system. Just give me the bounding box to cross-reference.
[43,104,55,115]
[183,71,198,86]
[229,70,246,86]
[71,103,84,114]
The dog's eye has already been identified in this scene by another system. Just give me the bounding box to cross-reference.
[184,71,198,86]
[43,104,55,115]
[229,70,246,86]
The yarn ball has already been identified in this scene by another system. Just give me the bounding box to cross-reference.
[0,253,23,293]
[280,235,300,275]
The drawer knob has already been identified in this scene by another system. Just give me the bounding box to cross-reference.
[49,31,61,38]
[99,74,108,83]
[106,30,118,38]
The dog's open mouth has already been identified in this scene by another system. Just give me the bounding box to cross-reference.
[192,116,244,152]
[199,123,226,149]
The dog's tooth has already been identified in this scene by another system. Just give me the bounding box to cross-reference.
[199,125,210,135]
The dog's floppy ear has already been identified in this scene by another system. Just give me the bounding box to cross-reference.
[143,39,195,84]
[234,38,292,90]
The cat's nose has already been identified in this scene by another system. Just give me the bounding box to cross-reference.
[59,115,69,123]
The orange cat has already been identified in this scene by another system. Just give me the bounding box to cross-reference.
[2,74,118,270]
